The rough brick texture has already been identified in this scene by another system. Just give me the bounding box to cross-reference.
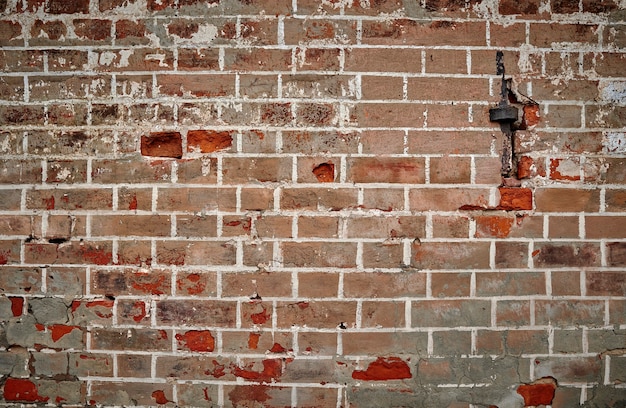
[0,0,624,407]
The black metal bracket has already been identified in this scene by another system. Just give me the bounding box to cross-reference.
[489,51,518,178]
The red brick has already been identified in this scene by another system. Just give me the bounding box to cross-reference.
[361,20,485,46]
[534,188,599,212]
[424,49,467,74]
[412,242,490,270]
[586,271,626,296]
[47,0,89,13]
[362,188,405,211]
[158,187,236,212]
[294,47,340,71]
[117,299,149,325]
[282,242,356,268]
[29,20,67,45]
[158,74,234,97]
[344,49,422,73]
[92,269,171,296]
[535,300,605,327]
[533,242,601,267]
[224,48,291,71]
[0,240,21,265]
[346,215,425,239]
[362,241,404,268]
[476,272,545,296]
[0,21,23,46]
[276,301,356,329]
[115,19,150,46]
[551,0,578,12]
[222,271,291,298]
[409,188,490,211]
[297,216,338,238]
[222,157,291,183]
[157,299,236,326]
[255,102,291,126]
[73,19,112,42]
[345,332,425,357]
[0,50,44,72]
[282,131,359,154]
[281,187,357,211]
[92,215,170,237]
[412,299,491,327]
[430,156,471,183]
[360,76,403,100]
[347,157,425,184]
[298,272,339,298]
[26,188,112,210]
[551,271,581,296]
[176,271,217,297]
[91,49,174,71]
[296,103,336,126]
[283,18,356,45]
[92,159,172,184]
[586,216,626,239]
[344,271,426,298]
[431,273,471,298]
[24,241,113,265]
[255,215,292,238]
[495,241,529,269]
[408,77,489,101]
[157,241,236,266]
[187,130,233,153]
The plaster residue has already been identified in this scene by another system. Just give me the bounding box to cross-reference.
[599,80,626,103]
[604,132,626,154]
[171,24,219,45]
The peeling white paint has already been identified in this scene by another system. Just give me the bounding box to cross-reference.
[604,132,626,154]
[599,80,626,103]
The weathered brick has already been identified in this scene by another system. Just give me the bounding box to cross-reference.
[412,242,490,270]
[222,157,291,183]
[92,159,172,183]
[533,242,601,268]
[223,271,291,298]
[276,301,357,329]
[412,299,491,327]
[26,188,112,210]
[281,242,357,268]
[281,187,357,211]
[347,157,425,184]
[535,300,605,327]
[284,18,356,45]
[344,49,422,73]
[410,188,490,211]
[361,20,485,46]
[476,272,545,296]
[157,299,236,326]
[91,269,171,296]
[157,240,236,265]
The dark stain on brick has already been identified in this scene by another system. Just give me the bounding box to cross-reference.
[141,132,183,159]
[168,20,199,38]
[47,0,89,14]
[298,103,334,126]
[312,162,335,182]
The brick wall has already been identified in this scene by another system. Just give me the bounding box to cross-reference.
[0,0,624,406]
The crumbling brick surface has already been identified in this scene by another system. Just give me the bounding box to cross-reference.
[0,0,624,406]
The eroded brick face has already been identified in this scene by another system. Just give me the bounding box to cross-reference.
[0,0,624,407]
